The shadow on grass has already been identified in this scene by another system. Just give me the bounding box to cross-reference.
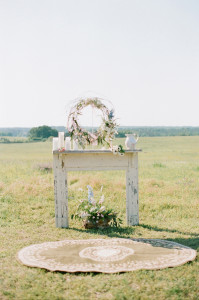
[68,224,199,250]
[164,237,199,251]
[69,225,136,239]
[139,223,199,237]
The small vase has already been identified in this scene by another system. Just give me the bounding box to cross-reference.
[125,134,139,150]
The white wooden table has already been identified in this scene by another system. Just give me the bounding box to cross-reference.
[53,149,141,228]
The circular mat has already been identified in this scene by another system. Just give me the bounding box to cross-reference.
[18,238,196,273]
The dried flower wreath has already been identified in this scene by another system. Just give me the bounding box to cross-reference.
[67,98,118,149]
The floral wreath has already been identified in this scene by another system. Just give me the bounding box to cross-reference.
[67,98,118,149]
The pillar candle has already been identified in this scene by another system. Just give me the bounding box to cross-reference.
[58,132,65,149]
[65,137,71,150]
[52,137,59,151]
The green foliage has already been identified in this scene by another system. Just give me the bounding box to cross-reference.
[28,125,58,140]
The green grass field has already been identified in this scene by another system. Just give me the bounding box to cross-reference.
[0,137,199,300]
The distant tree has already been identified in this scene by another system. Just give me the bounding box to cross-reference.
[28,125,58,140]
[0,132,13,137]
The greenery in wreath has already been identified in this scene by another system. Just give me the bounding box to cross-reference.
[71,185,122,228]
[67,97,118,149]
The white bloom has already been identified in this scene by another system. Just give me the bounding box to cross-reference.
[113,145,119,151]
[99,195,104,204]
[112,145,119,155]
[112,149,118,155]
[99,206,105,212]
[80,212,90,219]
[90,198,96,205]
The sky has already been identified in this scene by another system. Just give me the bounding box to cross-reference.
[0,0,199,128]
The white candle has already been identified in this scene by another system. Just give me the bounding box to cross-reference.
[65,137,71,150]
[58,132,65,149]
[52,137,59,151]
[73,139,79,150]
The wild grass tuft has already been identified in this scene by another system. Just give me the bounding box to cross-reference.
[153,162,166,168]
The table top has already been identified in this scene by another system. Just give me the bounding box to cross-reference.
[53,149,142,154]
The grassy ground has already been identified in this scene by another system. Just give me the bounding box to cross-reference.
[0,137,199,300]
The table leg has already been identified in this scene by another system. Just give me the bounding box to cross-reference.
[53,154,68,228]
[126,153,139,225]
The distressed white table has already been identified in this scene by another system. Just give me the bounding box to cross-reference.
[53,149,141,228]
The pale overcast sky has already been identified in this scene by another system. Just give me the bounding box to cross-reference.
[0,0,199,127]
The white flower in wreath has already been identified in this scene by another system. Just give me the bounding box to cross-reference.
[106,128,112,135]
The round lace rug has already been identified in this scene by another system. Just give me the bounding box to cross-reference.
[17,238,196,273]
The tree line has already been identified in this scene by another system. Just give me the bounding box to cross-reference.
[1,125,199,141]
[116,126,199,137]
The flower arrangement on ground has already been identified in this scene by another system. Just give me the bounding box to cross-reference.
[71,186,122,229]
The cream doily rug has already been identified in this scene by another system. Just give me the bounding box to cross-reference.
[18,238,196,273]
